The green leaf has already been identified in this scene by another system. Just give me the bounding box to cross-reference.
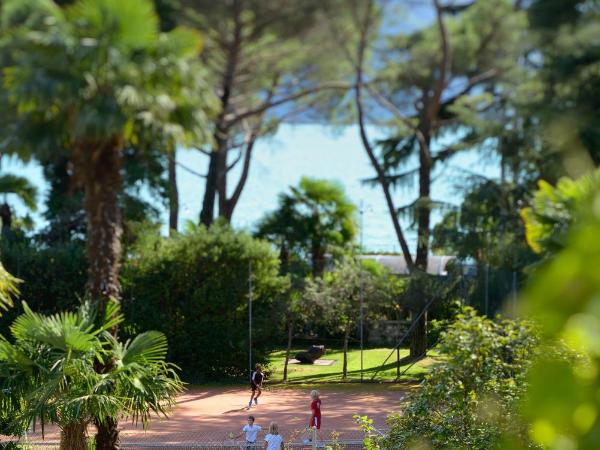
[120,331,168,366]
[0,263,20,314]
[66,0,159,52]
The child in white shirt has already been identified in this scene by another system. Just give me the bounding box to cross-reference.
[263,422,284,450]
[235,415,262,450]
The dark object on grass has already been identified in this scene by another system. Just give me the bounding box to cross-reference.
[295,345,325,364]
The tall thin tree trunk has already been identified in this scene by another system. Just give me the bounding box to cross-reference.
[353,7,415,273]
[79,139,122,310]
[410,128,432,359]
[408,0,449,359]
[76,138,123,450]
[199,0,241,226]
[95,417,120,450]
[168,148,179,234]
[342,326,350,380]
[60,422,87,450]
[200,146,219,227]
[283,316,294,382]
[216,140,228,219]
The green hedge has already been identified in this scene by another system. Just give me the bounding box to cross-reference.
[0,233,86,335]
[122,223,288,382]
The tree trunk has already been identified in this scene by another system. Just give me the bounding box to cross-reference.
[216,139,228,219]
[353,27,415,272]
[78,138,123,311]
[221,128,259,222]
[342,326,350,380]
[199,1,241,226]
[410,126,432,359]
[60,422,87,450]
[200,146,219,227]
[409,1,449,359]
[168,148,179,234]
[311,243,326,278]
[0,203,11,234]
[95,416,120,450]
[409,309,428,359]
[76,138,123,449]
[279,242,291,274]
[283,316,294,382]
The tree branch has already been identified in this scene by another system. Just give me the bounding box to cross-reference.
[167,153,207,179]
[438,68,498,112]
[354,0,415,272]
[225,147,244,173]
[226,81,353,125]
[364,84,431,158]
[224,74,281,218]
[227,126,259,215]
[429,0,451,124]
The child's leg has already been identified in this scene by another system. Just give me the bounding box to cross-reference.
[255,386,262,399]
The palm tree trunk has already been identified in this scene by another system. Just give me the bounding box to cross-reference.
[283,316,294,382]
[76,138,123,450]
[342,326,350,380]
[95,417,120,450]
[79,139,123,310]
[60,422,87,450]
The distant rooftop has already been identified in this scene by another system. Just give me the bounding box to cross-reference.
[357,254,457,276]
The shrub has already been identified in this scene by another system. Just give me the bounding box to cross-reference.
[0,301,182,450]
[122,223,288,381]
[0,233,86,334]
[382,308,539,450]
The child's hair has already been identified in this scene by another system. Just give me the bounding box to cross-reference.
[248,415,255,422]
[255,363,262,371]
[310,389,319,400]
[268,422,279,435]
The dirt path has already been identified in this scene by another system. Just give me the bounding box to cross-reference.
[17,385,408,444]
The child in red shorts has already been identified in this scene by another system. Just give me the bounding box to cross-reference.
[309,389,322,430]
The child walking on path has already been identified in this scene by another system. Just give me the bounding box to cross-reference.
[263,422,284,450]
[249,363,264,407]
[309,389,322,431]
[235,416,262,450]
[303,389,322,445]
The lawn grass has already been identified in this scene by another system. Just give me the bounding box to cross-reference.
[266,347,438,383]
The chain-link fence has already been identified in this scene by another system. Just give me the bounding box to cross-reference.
[3,441,365,450]
[3,428,369,450]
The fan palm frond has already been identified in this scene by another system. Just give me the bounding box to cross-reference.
[11,302,104,357]
[66,0,159,52]
[0,174,38,211]
[0,263,20,314]
[118,331,168,366]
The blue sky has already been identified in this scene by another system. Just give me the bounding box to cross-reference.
[4,123,498,253]
[0,1,493,253]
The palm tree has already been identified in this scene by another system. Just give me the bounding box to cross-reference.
[0,3,211,445]
[0,173,38,233]
[257,177,357,277]
[0,262,19,315]
[0,0,212,307]
[0,301,183,450]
